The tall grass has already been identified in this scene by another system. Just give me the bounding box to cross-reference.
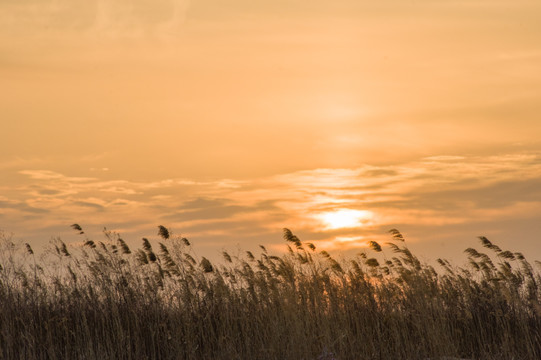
[0,226,540,360]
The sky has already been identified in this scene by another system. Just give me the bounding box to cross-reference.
[1,0,541,263]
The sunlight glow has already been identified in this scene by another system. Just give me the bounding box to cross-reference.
[334,236,364,243]
[317,209,373,230]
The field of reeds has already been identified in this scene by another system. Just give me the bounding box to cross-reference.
[1,225,540,360]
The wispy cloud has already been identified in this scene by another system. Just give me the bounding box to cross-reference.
[0,0,191,38]
[2,151,540,260]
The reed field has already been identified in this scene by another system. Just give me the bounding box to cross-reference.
[0,226,540,360]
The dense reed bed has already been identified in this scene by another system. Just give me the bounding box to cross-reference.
[1,226,540,360]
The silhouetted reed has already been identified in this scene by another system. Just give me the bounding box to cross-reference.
[0,226,539,359]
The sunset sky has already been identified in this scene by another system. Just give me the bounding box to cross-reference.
[1,0,541,262]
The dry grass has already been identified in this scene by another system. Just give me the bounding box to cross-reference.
[0,226,540,360]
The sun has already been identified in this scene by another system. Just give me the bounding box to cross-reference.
[317,209,372,230]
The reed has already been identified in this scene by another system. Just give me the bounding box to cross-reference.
[0,227,539,360]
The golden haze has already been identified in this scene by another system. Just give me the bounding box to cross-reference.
[1,0,541,261]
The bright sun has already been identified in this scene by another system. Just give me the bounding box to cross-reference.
[317,209,373,230]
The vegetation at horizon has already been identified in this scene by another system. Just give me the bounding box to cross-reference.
[0,226,540,360]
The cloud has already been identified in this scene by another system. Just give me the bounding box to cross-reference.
[423,155,466,162]
[5,151,541,259]
[19,170,94,182]
[180,197,230,209]
[0,0,191,38]
[259,152,541,250]
[164,205,249,222]
[72,200,106,211]
[0,199,49,214]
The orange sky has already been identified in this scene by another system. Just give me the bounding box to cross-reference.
[1,0,541,262]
